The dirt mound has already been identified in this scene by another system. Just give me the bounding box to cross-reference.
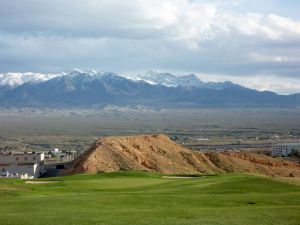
[206,152,300,177]
[63,134,300,177]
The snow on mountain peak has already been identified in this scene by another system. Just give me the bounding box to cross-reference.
[0,70,239,90]
[0,72,62,87]
[0,70,105,87]
[125,71,204,87]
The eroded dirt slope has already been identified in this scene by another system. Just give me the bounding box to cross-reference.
[63,134,300,177]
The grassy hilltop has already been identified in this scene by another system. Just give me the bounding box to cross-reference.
[0,172,299,225]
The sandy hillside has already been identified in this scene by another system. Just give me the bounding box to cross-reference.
[63,134,300,177]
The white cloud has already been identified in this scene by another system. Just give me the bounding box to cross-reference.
[248,53,299,63]
[0,0,299,93]
[197,73,300,94]
[1,0,300,43]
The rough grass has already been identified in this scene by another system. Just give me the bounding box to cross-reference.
[0,172,299,225]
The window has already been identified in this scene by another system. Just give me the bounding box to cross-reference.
[16,157,19,161]
[2,168,5,173]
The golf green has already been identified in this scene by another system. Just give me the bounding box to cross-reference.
[0,172,299,225]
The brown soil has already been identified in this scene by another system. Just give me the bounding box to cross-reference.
[62,134,300,177]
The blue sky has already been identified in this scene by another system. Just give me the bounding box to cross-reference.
[0,0,299,93]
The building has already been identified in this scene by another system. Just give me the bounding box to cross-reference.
[272,143,300,157]
[0,152,45,179]
[54,148,60,154]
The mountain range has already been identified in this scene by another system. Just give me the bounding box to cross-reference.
[0,70,299,108]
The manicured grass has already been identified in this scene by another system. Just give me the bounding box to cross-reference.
[0,172,299,225]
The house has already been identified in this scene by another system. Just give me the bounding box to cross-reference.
[0,152,45,179]
[272,143,300,157]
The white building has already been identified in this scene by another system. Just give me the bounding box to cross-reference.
[272,143,300,157]
[0,152,45,179]
[54,148,59,154]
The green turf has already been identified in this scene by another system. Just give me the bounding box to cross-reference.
[0,172,299,225]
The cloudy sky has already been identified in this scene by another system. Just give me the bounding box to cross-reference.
[0,0,300,94]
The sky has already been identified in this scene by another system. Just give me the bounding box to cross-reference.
[0,0,300,94]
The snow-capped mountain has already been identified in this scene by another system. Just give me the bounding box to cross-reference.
[0,69,127,87]
[0,69,299,108]
[0,69,104,87]
[0,72,62,87]
[0,69,106,87]
[0,69,239,90]
[126,71,243,90]
[126,71,205,87]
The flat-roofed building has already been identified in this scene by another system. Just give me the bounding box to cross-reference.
[0,152,45,179]
[272,143,300,157]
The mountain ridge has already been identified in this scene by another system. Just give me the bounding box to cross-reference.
[0,70,248,90]
[0,70,299,108]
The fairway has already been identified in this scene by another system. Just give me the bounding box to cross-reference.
[0,172,299,225]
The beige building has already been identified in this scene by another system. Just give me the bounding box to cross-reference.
[0,152,45,179]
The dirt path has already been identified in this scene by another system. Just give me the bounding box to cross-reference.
[25,181,61,184]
